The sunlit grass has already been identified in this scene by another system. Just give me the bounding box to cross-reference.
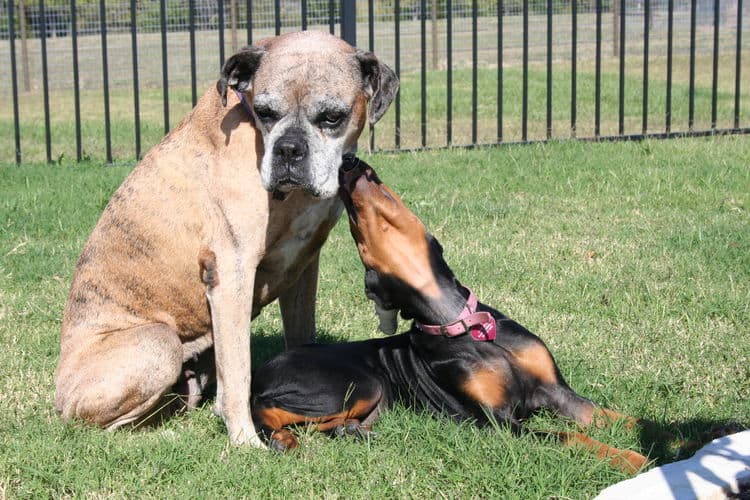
[1,136,748,496]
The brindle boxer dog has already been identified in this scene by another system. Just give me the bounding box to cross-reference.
[54,31,398,447]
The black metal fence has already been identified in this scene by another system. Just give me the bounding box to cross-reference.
[2,0,748,164]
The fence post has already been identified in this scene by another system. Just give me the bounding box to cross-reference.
[19,0,30,92]
[341,1,356,151]
[431,0,438,70]
[340,0,356,46]
[230,0,238,52]
[612,0,619,56]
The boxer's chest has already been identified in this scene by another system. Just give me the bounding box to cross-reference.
[252,195,344,309]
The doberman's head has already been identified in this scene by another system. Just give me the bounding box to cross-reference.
[339,156,468,334]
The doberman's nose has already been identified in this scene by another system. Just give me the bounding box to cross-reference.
[339,155,369,194]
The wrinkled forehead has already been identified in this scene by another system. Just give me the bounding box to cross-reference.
[251,49,363,106]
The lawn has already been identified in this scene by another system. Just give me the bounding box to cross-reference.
[0,136,749,497]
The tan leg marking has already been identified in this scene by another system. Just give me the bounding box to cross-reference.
[256,397,381,434]
[557,431,648,474]
[578,406,641,429]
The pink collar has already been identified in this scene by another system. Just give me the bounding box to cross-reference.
[414,288,496,342]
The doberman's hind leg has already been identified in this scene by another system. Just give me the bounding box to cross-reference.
[333,399,383,439]
[252,386,384,452]
[316,385,383,438]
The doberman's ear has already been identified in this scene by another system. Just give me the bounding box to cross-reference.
[355,49,400,125]
[217,45,266,107]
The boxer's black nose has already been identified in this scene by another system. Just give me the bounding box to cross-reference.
[274,130,308,162]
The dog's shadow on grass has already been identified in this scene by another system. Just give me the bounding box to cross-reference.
[638,417,748,465]
[250,328,348,367]
[190,328,348,407]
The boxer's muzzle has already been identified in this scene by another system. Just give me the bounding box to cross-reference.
[271,128,310,190]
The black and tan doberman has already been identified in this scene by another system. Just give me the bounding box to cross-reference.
[250,156,648,473]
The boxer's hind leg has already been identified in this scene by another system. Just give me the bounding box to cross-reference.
[171,333,216,412]
[55,323,184,429]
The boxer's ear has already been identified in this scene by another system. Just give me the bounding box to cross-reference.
[356,50,400,124]
[217,45,265,107]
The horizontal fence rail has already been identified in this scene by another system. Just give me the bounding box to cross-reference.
[1,0,748,163]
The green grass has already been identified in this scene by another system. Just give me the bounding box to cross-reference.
[1,137,749,497]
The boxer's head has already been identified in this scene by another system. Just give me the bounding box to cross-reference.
[219,31,399,199]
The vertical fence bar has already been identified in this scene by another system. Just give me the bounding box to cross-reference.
[618,0,625,135]
[302,0,308,31]
[329,0,335,34]
[395,0,401,149]
[546,0,552,139]
[7,0,21,164]
[522,0,528,141]
[420,0,427,147]
[189,0,197,107]
[71,0,82,161]
[571,0,577,138]
[642,0,649,134]
[130,0,141,159]
[160,0,169,134]
[341,0,356,147]
[40,0,52,162]
[341,2,356,50]
[247,0,253,44]
[595,0,602,137]
[688,0,696,129]
[666,0,673,133]
[735,0,744,129]
[447,0,453,145]
[100,0,112,163]
[274,0,281,35]
[710,0,720,129]
[218,0,225,65]
[19,1,28,94]
[497,0,503,143]
[368,0,375,150]
[471,0,478,144]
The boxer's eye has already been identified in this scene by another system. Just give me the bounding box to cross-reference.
[318,111,346,129]
[253,106,279,123]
